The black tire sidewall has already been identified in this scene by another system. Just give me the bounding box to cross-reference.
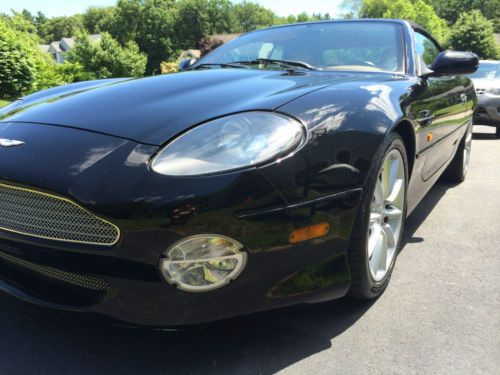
[348,132,408,298]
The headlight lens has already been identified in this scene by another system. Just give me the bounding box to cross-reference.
[159,234,247,292]
[151,112,304,176]
[489,88,500,96]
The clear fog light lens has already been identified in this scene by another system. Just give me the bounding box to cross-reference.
[160,234,247,292]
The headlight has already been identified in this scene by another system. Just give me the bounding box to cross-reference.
[489,88,500,96]
[159,234,247,292]
[151,112,304,176]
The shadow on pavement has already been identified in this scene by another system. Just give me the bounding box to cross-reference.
[0,158,477,374]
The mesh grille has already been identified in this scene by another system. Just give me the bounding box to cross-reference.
[0,251,109,291]
[0,183,120,246]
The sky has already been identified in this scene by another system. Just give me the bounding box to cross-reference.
[0,0,343,18]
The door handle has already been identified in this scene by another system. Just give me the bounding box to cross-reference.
[417,110,434,126]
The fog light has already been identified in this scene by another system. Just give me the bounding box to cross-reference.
[159,234,247,292]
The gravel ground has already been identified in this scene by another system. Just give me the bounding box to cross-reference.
[0,125,498,375]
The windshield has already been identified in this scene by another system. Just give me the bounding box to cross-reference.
[198,22,405,72]
[468,63,500,78]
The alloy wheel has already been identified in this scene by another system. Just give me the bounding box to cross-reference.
[368,149,405,282]
[463,124,472,175]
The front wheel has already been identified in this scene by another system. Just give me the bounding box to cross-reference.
[348,133,408,299]
[443,122,472,183]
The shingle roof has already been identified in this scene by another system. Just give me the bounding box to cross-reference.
[60,37,75,51]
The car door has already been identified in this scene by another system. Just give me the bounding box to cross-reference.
[414,31,468,180]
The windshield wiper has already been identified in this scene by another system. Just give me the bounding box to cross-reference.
[231,58,317,70]
[191,63,250,70]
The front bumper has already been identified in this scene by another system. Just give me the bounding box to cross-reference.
[474,94,500,126]
[0,188,361,327]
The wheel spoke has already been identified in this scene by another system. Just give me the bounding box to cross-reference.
[368,222,381,258]
[382,223,396,248]
[378,229,388,272]
[381,157,391,198]
[370,230,384,270]
[370,212,382,225]
[385,205,402,219]
[388,156,401,195]
[385,179,403,206]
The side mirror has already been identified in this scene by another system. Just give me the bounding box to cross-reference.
[424,50,478,77]
[178,58,198,71]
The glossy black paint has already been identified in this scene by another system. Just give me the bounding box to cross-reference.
[0,20,477,326]
[428,51,479,77]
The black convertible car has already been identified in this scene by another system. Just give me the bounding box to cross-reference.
[0,19,477,326]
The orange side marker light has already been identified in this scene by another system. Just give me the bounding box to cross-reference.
[289,223,330,244]
[427,132,433,142]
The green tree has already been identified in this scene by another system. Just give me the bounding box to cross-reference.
[38,15,84,42]
[0,19,36,100]
[360,0,449,42]
[112,0,143,44]
[427,0,500,31]
[67,32,147,78]
[137,0,177,73]
[449,10,499,58]
[233,1,276,32]
[0,16,69,100]
[83,6,116,34]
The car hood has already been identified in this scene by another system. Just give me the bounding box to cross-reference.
[0,69,376,145]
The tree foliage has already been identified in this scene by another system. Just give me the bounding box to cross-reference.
[66,32,147,78]
[1,0,499,99]
[0,19,36,100]
[427,0,500,32]
[360,0,449,42]
[38,15,85,43]
[449,10,499,58]
[0,16,72,100]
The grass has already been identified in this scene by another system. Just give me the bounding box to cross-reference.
[0,100,10,108]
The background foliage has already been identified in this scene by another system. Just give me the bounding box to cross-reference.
[0,0,499,101]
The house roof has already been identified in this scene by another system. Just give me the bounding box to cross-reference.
[60,37,75,51]
[39,44,50,53]
[49,41,62,53]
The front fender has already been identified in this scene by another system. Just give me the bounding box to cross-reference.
[257,78,415,204]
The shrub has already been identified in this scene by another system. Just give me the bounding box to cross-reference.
[449,10,499,59]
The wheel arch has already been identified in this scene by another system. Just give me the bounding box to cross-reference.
[391,120,416,180]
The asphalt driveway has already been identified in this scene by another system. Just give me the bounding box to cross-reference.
[0,126,498,375]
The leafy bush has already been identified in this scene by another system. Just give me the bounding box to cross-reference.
[0,15,78,100]
[66,32,147,78]
[160,61,179,74]
[0,19,37,100]
[449,10,499,59]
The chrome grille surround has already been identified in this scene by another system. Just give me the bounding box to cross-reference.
[0,250,109,291]
[0,183,120,246]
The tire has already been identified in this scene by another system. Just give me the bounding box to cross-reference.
[347,132,408,300]
[443,122,472,183]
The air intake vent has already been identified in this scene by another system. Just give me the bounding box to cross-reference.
[0,250,109,292]
[0,183,120,246]
[475,88,486,95]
